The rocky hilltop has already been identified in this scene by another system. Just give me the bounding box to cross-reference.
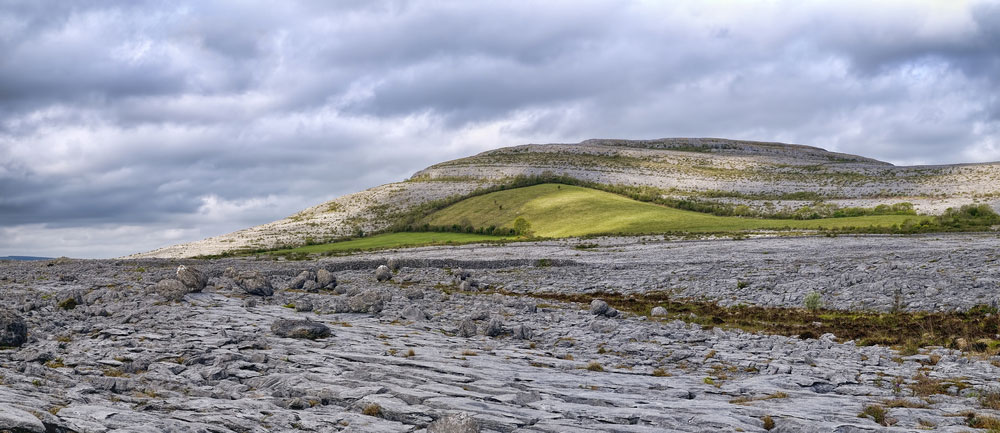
[130,138,1000,259]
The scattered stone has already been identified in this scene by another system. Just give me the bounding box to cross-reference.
[0,403,46,433]
[234,271,274,297]
[590,299,610,316]
[346,289,385,314]
[485,317,505,337]
[288,270,316,290]
[151,279,192,302]
[375,265,392,282]
[513,324,533,340]
[428,413,480,433]
[454,268,471,281]
[457,318,477,338]
[0,310,28,348]
[316,269,337,289]
[651,306,668,317]
[175,265,208,291]
[401,305,428,321]
[271,319,331,339]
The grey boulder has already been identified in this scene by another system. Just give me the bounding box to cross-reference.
[271,319,331,339]
[234,271,273,297]
[375,265,392,282]
[175,265,208,291]
[651,306,668,317]
[457,318,477,338]
[345,290,385,314]
[428,413,480,433]
[0,310,28,348]
[288,270,316,290]
[316,269,337,289]
[151,279,193,302]
[401,305,429,321]
[0,403,45,432]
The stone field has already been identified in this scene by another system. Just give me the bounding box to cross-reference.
[2,233,1000,432]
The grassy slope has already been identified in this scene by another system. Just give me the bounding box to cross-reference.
[423,184,927,237]
[270,232,510,255]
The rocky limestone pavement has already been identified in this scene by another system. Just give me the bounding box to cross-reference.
[1,234,1000,431]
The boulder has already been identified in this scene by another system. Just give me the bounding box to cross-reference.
[271,319,331,339]
[387,257,400,272]
[651,306,668,317]
[590,299,610,316]
[294,300,314,312]
[401,305,428,321]
[375,265,392,282]
[316,269,337,289]
[0,403,45,433]
[485,318,505,337]
[235,271,274,297]
[176,265,208,291]
[151,279,192,302]
[404,288,424,300]
[428,413,480,433]
[288,270,316,290]
[457,318,477,338]
[0,310,28,348]
[513,324,533,340]
[346,290,384,314]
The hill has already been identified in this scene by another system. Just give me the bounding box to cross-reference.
[129,138,1000,258]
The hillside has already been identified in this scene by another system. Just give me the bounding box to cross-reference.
[129,138,1000,258]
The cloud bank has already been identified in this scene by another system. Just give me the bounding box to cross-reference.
[1,0,998,258]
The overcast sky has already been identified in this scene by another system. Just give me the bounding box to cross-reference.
[2,0,999,258]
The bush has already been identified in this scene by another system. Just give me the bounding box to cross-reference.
[804,292,822,311]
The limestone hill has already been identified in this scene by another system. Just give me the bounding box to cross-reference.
[129,138,1000,258]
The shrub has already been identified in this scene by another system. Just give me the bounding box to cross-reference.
[858,404,889,426]
[804,292,822,311]
[362,403,382,417]
[762,415,775,431]
[586,361,604,372]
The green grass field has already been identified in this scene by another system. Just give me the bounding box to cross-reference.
[270,232,511,255]
[422,183,927,237]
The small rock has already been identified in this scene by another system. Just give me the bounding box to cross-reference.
[375,265,392,282]
[316,269,337,289]
[404,288,425,300]
[151,279,193,302]
[0,403,46,433]
[485,317,505,337]
[387,257,400,271]
[288,270,316,290]
[651,306,668,317]
[295,300,314,312]
[457,318,477,338]
[590,299,610,316]
[176,265,208,291]
[346,289,384,314]
[428,413,480,433]
[513,324,533,340]
[468,311,489,321]
[605,307,619,318]
[271,319,331,339]
[235,271,274,297]
[0,310,28,348]
[401,305,428,321]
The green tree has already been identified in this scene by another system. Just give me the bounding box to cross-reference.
[512,217,533,236]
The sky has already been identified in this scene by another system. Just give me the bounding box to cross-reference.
[1,0,999,258]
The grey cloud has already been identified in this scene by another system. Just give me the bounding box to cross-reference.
[1,0,999,257]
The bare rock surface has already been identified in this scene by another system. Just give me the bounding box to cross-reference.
[1,233,999,431]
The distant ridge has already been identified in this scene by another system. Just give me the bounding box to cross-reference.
[0,256,53,261]
[129,137,1000,259]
